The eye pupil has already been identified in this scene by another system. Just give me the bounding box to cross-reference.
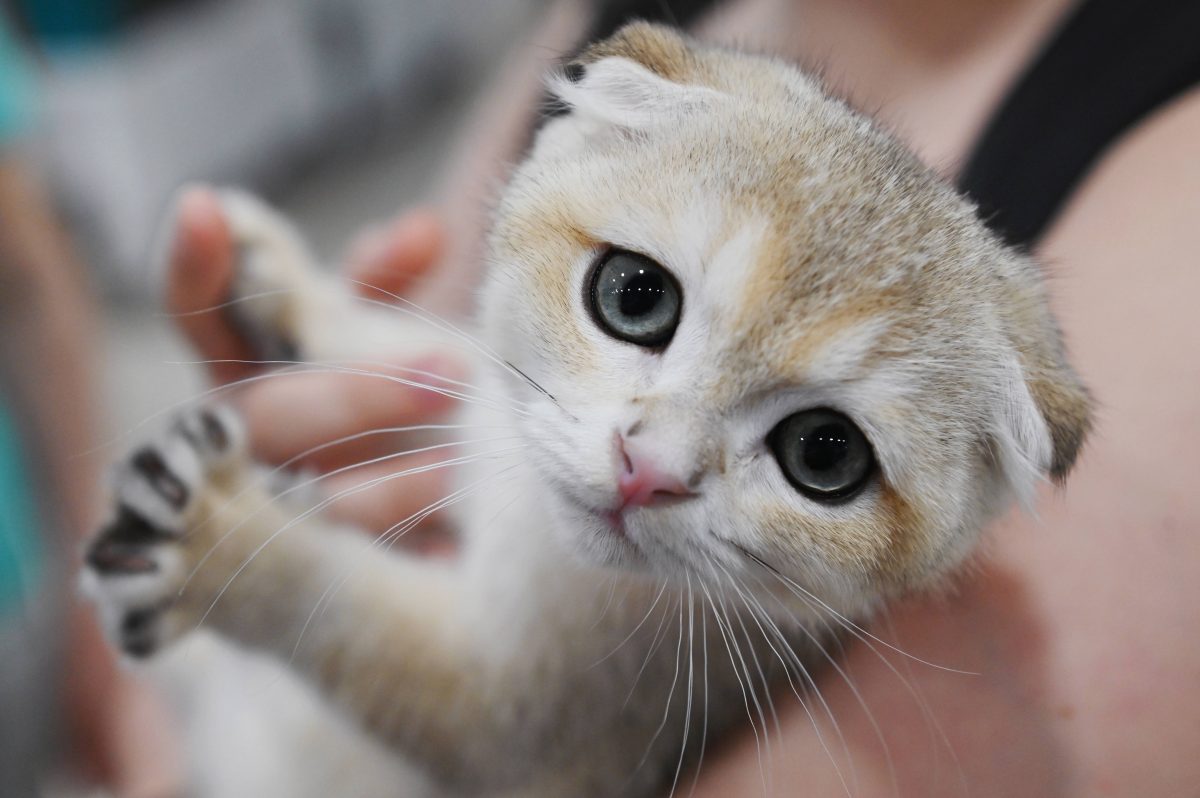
[618,271,667,317]
[801,424,850,472]
[769,410,874,500]
[588,250,682,347]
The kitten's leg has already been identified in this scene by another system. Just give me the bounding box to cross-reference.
[83,406,504,787]
[89,193,509,785]
[213,189,344,361]
[215,189,458,365]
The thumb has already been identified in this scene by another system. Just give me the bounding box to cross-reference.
[164,186,257,384]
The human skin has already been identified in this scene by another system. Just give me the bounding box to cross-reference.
[0,160,182,797]
[162,1,1200,794]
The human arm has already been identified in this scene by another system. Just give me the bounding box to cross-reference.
[0,158,183,797]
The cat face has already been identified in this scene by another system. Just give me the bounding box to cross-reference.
[479,24,1090,606]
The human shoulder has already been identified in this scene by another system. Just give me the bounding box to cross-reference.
[1044,86,1200,261]
[1039,85,1200,492]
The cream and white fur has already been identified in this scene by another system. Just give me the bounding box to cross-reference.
[84,24,1091,797]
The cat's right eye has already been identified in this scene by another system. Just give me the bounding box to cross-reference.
[769,409,876,501]
[587,250,682,348]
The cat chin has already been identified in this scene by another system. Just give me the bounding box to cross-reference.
[542,489,646,569]
[543,490,680,574]
[541,488,721,580]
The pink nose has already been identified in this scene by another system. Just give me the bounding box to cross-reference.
[617,436,692,510]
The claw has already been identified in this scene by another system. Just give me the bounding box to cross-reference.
[85,506,173,576]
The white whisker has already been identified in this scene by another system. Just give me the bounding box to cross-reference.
[718,563,851,798]
[633,587,686,774]
[191,422,504,529]
[712,584,774,785]
[741,567,878,797]
[189,445,527,628]
[341,281,570,414]
[666,573,696,798]
[696,577,767,796]
[292,466,523,658]
[75,364,317,458]
[184,435,523,589]
[684,593,709,798]
[591,579,669,669]
[737,546,976,675]
[156,287,297,318]
[170,358,534,417]
[622,590,679,710]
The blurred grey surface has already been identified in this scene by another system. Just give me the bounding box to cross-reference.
[50,0,542,438]
[39,0,538,287]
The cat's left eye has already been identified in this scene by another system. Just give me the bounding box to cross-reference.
[587,250,682,348]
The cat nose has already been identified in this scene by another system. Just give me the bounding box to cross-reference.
[616,435,694,510]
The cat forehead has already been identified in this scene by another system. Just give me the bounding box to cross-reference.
[518,23,1001,381]
[548,35,945,254]
[610,198,924,387]
[503,133,978,392]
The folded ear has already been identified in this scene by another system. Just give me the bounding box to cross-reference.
[575,21,697,82]
[534,24,722,161]
[547,56,722,130]
[994,256,1094,491]
[547,23,722,131]
[1020,334,1093,482]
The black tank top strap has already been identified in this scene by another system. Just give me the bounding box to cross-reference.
[957,0,1200,247]
[586,0,717,42]
[570,1,1200,249]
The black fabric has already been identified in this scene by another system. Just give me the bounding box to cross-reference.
[587,0,717,42]
[568,0,1200,248]
[958,0,1200,247]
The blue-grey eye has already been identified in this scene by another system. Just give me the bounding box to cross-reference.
[769,409,875,500]
[587,250,682,348]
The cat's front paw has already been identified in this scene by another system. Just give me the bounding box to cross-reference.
[219,189,325,361]
[83,405,246,658]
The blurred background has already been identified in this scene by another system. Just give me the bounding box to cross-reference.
[0,0,544,794]
[13,0,541,425]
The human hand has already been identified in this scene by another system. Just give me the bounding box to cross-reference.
[164,187,464,543]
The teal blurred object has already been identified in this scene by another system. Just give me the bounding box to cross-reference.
[0,400,43,617]
[13,0,125,44]
[0,14,35,140]
[0,15,44,617]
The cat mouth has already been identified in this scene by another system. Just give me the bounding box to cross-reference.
[559,492,632,542]
[594,509,628,539]
[550,479,680,553]
[571,493,693,543]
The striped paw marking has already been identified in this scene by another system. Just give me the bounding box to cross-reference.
[83,406,245,658]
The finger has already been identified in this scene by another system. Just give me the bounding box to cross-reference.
[319,452,456,545]
[163,187,257,384]
[239,356,464,467]
[346,209,446,300]
[108,676,186,798]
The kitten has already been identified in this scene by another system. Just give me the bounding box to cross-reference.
[84,23,1091,797]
